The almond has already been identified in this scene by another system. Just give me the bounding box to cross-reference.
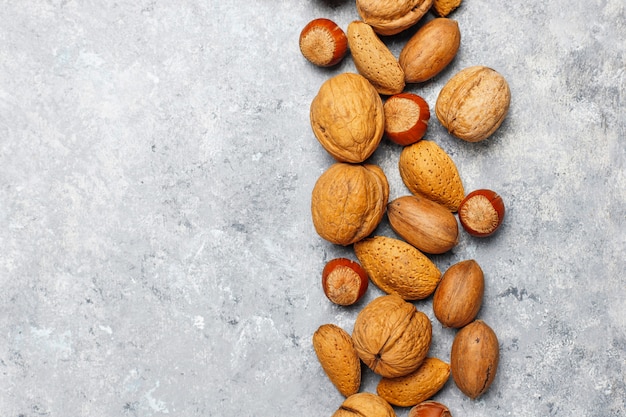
[347,21,405,95]
[377,357,451,407]
[399,18,461,83]
[387,195,459,254]
[313,323,361,397]
[450,320,499,399]
[354,236,441,300]
[433,259,484,328]
[398,140,465,212]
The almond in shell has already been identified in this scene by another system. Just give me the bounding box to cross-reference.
[398,140,465,212]
[387,195,459,254]
[377,357,450,407]
[313,323,361,397]
[347,21,405,96]
[354,236,441,300]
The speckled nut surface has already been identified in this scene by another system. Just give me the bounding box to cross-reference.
[352,294,432,378]
[398,140,465,212]
[347,21,405,95]
[310,72,384,163]
[436,66,511,142]
[311,163,389,246]
[313,323,361,397]
[356,0,434,36]
[399,18,461,84]
[354,236,441,300]
[332,392,397,417]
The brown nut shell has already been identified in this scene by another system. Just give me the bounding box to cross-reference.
[398,140,465,212]
[310,72,384,163]
[347,21,405,95]
[356,0,434,36]
[354,236,441,300]
[387,195,459,254]
[450,320,499,399]
[408,401,452,417]
[432,0,463,17]
[313,324,361,397]
[311,163,389,246]
[352,294,432,378]
[433,260,484,328]
[332,393,397,417]
[435,66,511,142]
[377,357,450,407]
[399,18,461,83]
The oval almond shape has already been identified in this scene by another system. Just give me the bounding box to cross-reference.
[387,195,459,254]
[354,236,441,300]
[398,140,465,212]
[313,323,361,397]
[347,21,405,95]
[399,18,461,83]
[450,320,499,399]
[433,259,484,328]
[436,66,511,142]
[377,357,450,407]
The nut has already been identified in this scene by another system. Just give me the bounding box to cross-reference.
[408,401,452,417]
[354,236,441,300]
[433,259,484,328]
[322,258,369,306]
[313,323,362,397]
[347,21,405,95]
[377,357,451,407]
[356,0,434,36]
[458,189,505,237]
[387,195,459,254]
[299,18,348,67]
[352,294,432,378]
[450,320,499,399]
[399,18,461,83]
[311,163,389,246]
[432,0,462,17]
[332,393,397,417]
[398,140,465,212]
[435,66,511,142]
[384,93,430,146]
[310,72,384,163]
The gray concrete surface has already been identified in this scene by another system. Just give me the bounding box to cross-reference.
[1,1,624,416]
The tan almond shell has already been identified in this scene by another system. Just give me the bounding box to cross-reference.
[311,163,389,246]
[387,195,459,254]
[450,320,500,399]
[433,259,484,328]
[313,323,361,397]
[432,0,463,17]
[332,393,397,417]
[399,18,461,83]
[435,66,511,142]
[377,357,451,407]
[398,140,465,212]
[356,0,434,36]
[310,72,384,163]
[352,294,432,378]
[353,236,441,300]
[347,21,405,96]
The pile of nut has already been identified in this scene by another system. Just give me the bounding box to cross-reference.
[301,1,511,416]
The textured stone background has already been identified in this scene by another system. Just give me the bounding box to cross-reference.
[0,1,624,416]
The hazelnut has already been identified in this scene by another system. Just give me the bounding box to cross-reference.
[408,401,452,417]
[458,189,505,237]
[322,258,369,306]
[299,18,348,67]
[384,93,430,146]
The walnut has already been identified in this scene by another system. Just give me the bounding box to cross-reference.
[356,0,434,36]
[352,294,432,378]
[310,72,384,163]
[311,163,389,246]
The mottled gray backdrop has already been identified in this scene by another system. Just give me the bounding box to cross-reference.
[0,1,624,416]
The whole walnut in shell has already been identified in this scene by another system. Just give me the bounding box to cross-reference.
[356,0,434,36]
[310,72,384,163]
[311,163,389,246]
[352,294,432,378]
[332,393,396,417]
